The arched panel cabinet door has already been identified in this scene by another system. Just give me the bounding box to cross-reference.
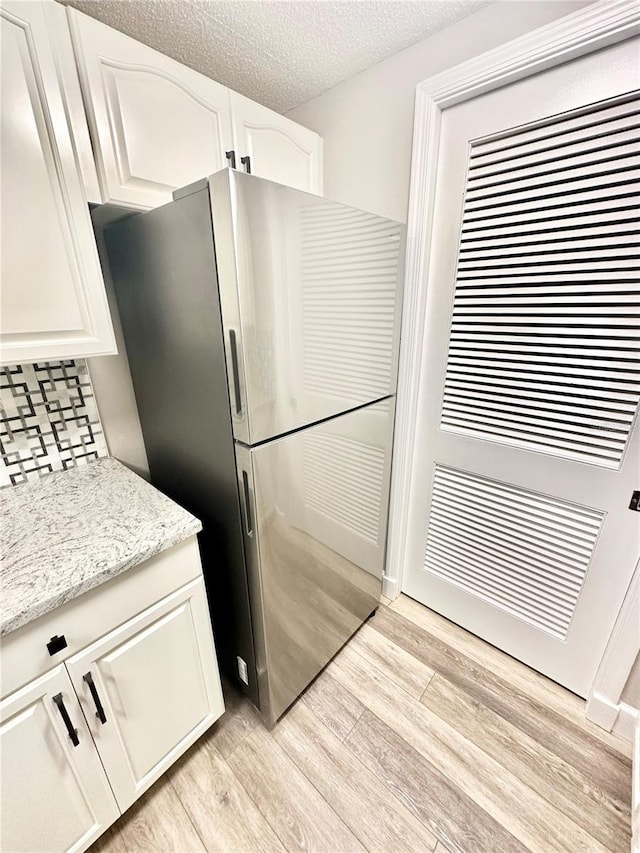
[67,9,234,210]
[0,2,116,365]
[230,91,323,195]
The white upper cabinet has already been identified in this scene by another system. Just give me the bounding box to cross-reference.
[0,2,116,365]
[67,9,322,208]
[230,92,323,194]
[68,10,233,209]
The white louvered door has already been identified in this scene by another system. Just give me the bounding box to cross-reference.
[402,37,640,697]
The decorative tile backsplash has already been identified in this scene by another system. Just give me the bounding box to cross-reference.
[0,361,108,487]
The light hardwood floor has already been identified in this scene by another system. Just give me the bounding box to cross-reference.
[91,595,632,853]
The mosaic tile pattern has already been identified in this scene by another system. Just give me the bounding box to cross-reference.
[0,361,108,487]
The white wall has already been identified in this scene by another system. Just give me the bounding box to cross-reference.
[288,0,593,223]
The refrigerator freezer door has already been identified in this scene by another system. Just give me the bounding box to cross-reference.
[211,170,405,445]
[235,398,395,724]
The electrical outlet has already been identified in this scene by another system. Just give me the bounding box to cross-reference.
[237,655,249,685]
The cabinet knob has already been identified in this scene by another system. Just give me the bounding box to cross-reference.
[46,634,68,656]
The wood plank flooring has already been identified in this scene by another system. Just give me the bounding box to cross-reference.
[91,595,632,853]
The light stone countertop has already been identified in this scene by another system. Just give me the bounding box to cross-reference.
[0,458,202,637]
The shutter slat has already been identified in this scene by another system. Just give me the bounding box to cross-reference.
[462,199,637,231]
[428,506,589,576]
[424,468,604,638]
[444,378,638,411]
[468,139,640,187]
[467,155,640,201]
[446,365,640,393]
[464,181,639,217]
[470,106,640,163]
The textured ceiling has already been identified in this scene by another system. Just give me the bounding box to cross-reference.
[58,0,489,112]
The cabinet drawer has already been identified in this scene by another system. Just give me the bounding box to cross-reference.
[1,537,202,698]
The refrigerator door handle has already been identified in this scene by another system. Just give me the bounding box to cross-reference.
[228,330,243,415]
[241,470,254,536]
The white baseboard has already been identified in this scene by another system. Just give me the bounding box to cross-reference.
[586,691,639,742]
[613,702,640,743]
[586,692,622,731]
[382,574,400,601]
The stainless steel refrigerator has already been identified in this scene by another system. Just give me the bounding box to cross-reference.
[105,170,405,724]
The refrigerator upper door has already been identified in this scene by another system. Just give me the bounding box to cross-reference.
[235,398,395,724]
[210,170,405,445]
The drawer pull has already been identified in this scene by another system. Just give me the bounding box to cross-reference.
[53,693,79,746]
[46,634,67,656]
[83,672,107,724]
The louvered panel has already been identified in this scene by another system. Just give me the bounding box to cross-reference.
[460,251,639,269]
[464,185,638,218]
[462,198,638,231]
[440,94,640,468]
[467,153,640,197]
[461,221,640,247]
[423,467,604,638]
[467,166,640,210]
[469,100,639,163]
[461,230,640,254]
[469,141,640,187]
[443,389,636,424]
[462,215,639,242]
[303,432,385,545]
[299,203,402,399]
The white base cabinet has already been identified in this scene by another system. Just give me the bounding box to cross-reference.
[66,578,222,812]
[0,1,116,366]
[0,665,119,853]
[68,8,322,208]
[0,539,224,853]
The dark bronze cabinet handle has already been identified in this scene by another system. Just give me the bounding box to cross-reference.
[240,155,251,174]
[83,672,107,724]
[225,150,237,169]
[52,693,79,746]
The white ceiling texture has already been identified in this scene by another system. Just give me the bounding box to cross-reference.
[58,0,489,113]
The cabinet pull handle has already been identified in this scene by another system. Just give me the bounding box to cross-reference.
[229,330,243,415]
[240,155,251,174]
[83,672,107,724]
[242,470,254,536]
[53,693,79,747]
[225,150,237,169]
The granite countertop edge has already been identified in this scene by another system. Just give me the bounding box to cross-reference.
[1,518,202,638]
[1,458,203,639]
